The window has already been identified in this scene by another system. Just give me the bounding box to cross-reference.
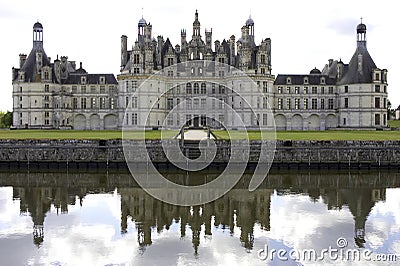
[384,86,387,93]
[304,77,309,84]
[131,97,137,108]
[263,113,268,125]
[100,76,105,84]
[295,87,300,94]
[263,97,268,109]
[218,85,225,94]
[81,86,86,94]
[100,86,105,93]
[167,70,173,77]
[81,76,86,84]
[328,87,334,94]
[263,82,268,93]
[343,118,346,125]
[186,98,192,109]
[72,86,77,93]
[312,98,317,109]
[384,98,387,109]
[218,114,224,124]
[100,98,106,109]
[201,83,206,94]
[186,83,192,94]
[286,99,291,109]
[218,98,223,109]
[90,86,96,93]
[212,84,216,94]
[261,68,266,74]
[375,97,380,108]
[304,98,309,109]
[312,87,317,94]
[194,83,199,94]
[73,98,78,109]
[167,115,173,126]
[278,87,283,94]
[218,57,225,65]
[344,98,348,108]
[375,73,380,81]
[45,112,49,118]
[321,99,325,109]
[167,58,174,66]
[198,68,203,75]
[132,113,138,125]
[320,77,325,84]
[383,114,387,126]
[286,87,291,94]
[344,86,349,93]
[303,87,308,94]
[167,98,173,110]
[176,85,180,94]
[109,98,115,109]
[218,71,224,77]
[295,98,300,109]
[133,54,140,64]
[201,98,206,109]
[45,84,49,92]
[277,98,283,110]
[321,87,325,94]
[133,68,140,74]
[375,85,380,93]
[286,77,291,84]
[261,54,266,64]
[91,98,96,109]
[81,98,87,109]
[186,114,191,126]
[375,114,380,125]
[328,99,334,109]
[126,96,129,108]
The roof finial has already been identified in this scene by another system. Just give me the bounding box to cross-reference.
[141,7,144,19]
[360,17,363,23]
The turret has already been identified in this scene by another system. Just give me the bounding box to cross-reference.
[33,22,43,49]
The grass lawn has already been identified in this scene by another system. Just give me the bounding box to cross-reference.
[0,129,400,141]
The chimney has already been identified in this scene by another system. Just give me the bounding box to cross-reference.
[19,54,27,68]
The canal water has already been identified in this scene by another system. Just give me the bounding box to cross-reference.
[0,170,399,265]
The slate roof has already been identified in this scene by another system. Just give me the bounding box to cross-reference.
[63,73,117,85]
[338,44,377,85]
[19,47,51,82]
[274,74,336,85]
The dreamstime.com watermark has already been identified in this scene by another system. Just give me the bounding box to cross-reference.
[257,237,399,263]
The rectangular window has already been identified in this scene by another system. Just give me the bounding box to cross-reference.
[132,97,138,108]
[218,98,223,109]
[312,87,317,94]
[73,98,78,109]
[344,86,349,93]
[321,87,325,94]
[133,54,140,64]
[375,114,380,125]
[344,98,349,108]
[167,98,173,110]
[263,82,268,93]
[176,98,180,109]
[312,98,317,109]
[167,114,173,126]
[81,98,87,109]
[218,114,224,124]
[261,54,266,64]
[263,97,268,109]
[295,87,300,94]
[100,86,105,94]
[218,85,225,94]
[295,98,300,110]
[132,113,138,125]
[109,98,115,109]
[286,87,291,94]
[167,58,174,66]
[286,98,291,109]
[328,99,334,109]
[321,99,325,109]
[201,98,206,109]
[126,96,129,108]
[384,98,387,109]
[91,98,96,109]
[45,84,49,92]
[186,115,191,126]
[278,87,283,94]
[278,98,283,110]
[375,85,380,93]
[194,84,199,94]
[304,98,308,109]
[81,86,86,94]
[260,68,265,75]
[45,112,49,118]
[262,113,268,125]
[328,87,334,94]
[90,86,96,93]
[186,98,192,109]
[375,97,380,108]
[72,86,77,93]
[100,98,106,109]
[303,87,308,94]
[201,83,206,94]
[134,68,139,74]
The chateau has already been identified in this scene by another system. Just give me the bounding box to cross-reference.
[12,12,388,130]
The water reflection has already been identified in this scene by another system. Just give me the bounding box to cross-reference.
[0,170,399,265]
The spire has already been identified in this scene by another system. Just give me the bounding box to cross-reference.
[356,17,367,47]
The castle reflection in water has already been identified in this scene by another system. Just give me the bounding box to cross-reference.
[1,170,398,254]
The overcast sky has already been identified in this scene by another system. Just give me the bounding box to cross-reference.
[1,0,398,111]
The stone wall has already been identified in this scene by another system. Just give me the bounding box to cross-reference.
[0,139,399,168]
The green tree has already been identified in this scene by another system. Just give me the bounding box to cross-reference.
[0,111,12,128]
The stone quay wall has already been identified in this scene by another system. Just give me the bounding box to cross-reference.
[0,139,399,169]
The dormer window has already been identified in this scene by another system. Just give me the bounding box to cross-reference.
[99,76,105,84]
[81,76,86,84]
[304,77,309,84]
[320,77,325,84]
[375,72,380,81]
[286,77,291,84]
